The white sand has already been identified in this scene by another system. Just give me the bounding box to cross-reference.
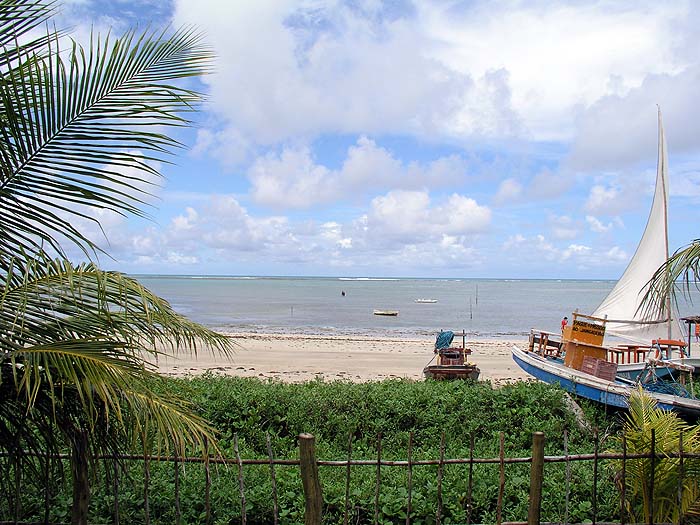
[156,333,531,385]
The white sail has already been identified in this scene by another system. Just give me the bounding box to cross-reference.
[591,109,684,343]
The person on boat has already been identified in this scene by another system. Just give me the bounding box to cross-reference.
[341,290,345,297]
[561,316,568,332]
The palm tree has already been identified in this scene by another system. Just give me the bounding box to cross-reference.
[641,240,700,318]
[609,388,700,523]
[0,1,234,522]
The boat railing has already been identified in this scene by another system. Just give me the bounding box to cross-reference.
[529,328,671,365]
[608,339,688,364]
[437,329,471,355]
[529,329,563,356]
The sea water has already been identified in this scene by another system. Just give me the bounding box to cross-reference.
[135,275,683,339]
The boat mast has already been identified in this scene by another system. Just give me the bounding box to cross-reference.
[658,108,672,339]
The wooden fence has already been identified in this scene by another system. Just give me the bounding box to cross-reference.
[1,429,697,525]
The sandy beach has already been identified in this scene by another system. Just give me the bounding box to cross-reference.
[156,333,532,385]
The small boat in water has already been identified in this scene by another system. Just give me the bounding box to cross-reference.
[373,309,399,316]
[415,298,438,303]
[424,330,480,380]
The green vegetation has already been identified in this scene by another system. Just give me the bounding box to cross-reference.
[0,2,233,523]
[608,388,700,523]
[3,376,624,524]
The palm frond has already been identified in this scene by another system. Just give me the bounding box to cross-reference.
[1,252,234,357]
[609,388,700,523]
[0,0,58,72]
[639,240,700,318]
[0,22,214,259]
[117,380,218,456]
[1,252,234,430]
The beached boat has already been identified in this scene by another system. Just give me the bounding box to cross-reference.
[577,110,699,373]
[414,299,438,303]
[512,342,700,417]
[511,111,700,415]
[373,309,399,316]
[424,330,480,380]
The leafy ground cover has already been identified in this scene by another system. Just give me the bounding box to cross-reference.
[8,377,622,524]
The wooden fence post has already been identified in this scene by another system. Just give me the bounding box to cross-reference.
[528,432,545,525]
[71,430,90,525]
[299,433,322,525]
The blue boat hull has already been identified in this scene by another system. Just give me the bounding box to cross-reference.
[512,348,629,409]
[511,345,700,416]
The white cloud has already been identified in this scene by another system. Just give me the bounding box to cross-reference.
[569,66,700,170]
[605,246,628,262]
[501,233,630,271]
[427,2,688,141]
[493,178,523,205]
[549,215,578,240]
[527,169,570,200]
[585,185,619,214]
[561,244,591,261]
[172,207,199,232]
[172,1,690,148]
[367,190,491,244]
[166,252,199,265]
[107,189,491,271]
[247,137,472,210]
[586,215,619,233]
[248,147,335,208]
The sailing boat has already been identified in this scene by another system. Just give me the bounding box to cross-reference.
[511,110,700,416]
[592,109,684,344]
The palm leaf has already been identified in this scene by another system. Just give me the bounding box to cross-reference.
[609,388,700,523]
[1,252,234,356]
[639,240,700,318]
[0,0,58,72]
[0,22,213,259]
[0,252,234,449]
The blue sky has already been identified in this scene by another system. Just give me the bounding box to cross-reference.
[60,0,700,279]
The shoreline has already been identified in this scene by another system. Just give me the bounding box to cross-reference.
[156,332,532,385]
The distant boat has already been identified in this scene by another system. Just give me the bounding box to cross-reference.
[414,299,438,303]
[373,309,399,316]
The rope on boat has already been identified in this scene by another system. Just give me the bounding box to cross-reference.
[637,353,696,399]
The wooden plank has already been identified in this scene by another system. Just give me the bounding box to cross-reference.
[528,432,545,525]
[299,433,322,525]
[267,433,279,525]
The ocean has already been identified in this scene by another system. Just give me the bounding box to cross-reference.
[133,276,695,340]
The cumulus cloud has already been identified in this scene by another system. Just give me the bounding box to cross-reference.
[103,188,491,272]
[171,0,529,150]
[585,185,619,214]
[586,215,609,233]
[569,66,700,171]
[54,1,700,278]
[430,2,688,141]
[493,178,523,205]
[172,1,689,148]
[247,137,473,210]
[366,190,491,244]
[527,169,570,200]
[501,233,628,270]
[549,215,579,240]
